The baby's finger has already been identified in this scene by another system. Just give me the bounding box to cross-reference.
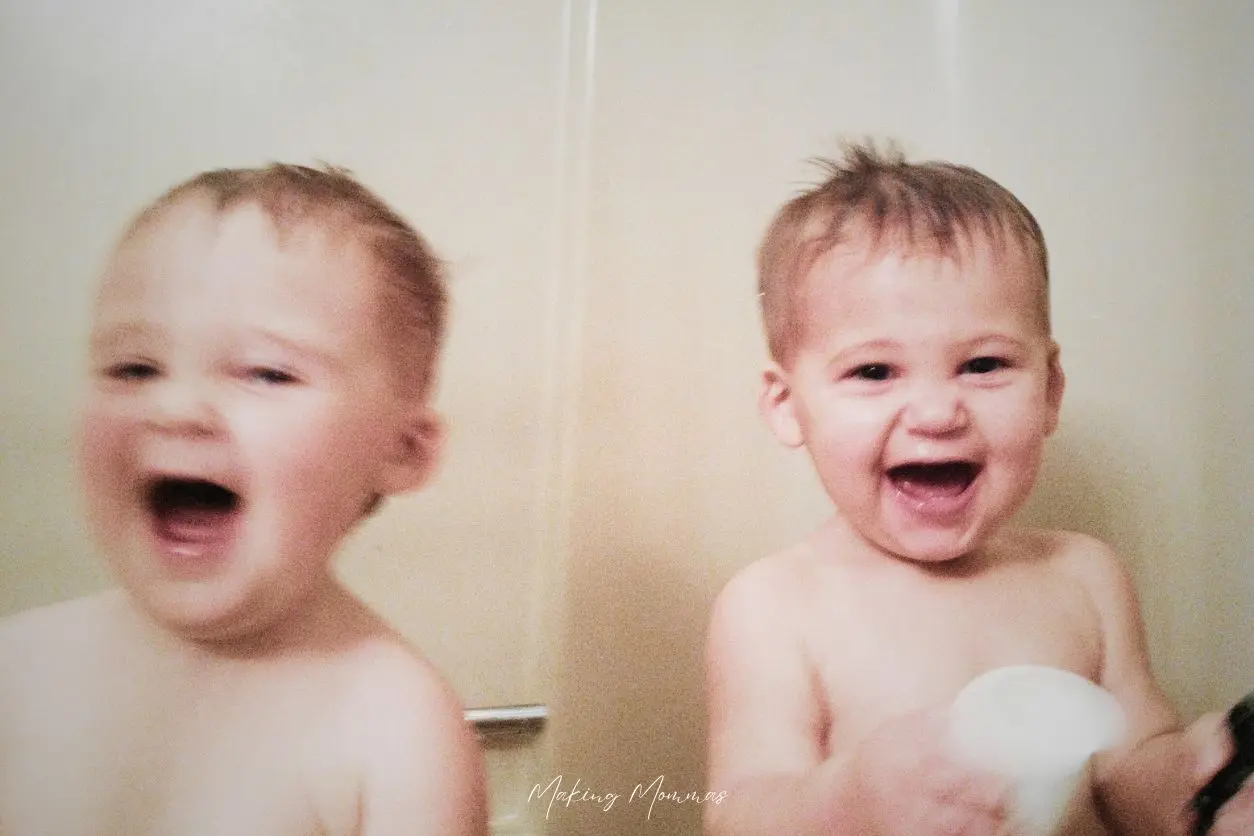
[928,799,1008,836]
[1186,711,1237,784]
[926,752,1010,813]
[1210,778,1254,836]
[962,772,1011,813]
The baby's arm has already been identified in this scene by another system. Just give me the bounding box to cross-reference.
[1077,536,1254,835]
[704,566,861,835]
[1074,536,1205,833]
[703,564,1006,836]
[345,647,489,836]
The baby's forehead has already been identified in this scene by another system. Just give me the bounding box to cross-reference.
[107,198,373,286]
[796,230,1050,332]
[112,196,224,265]
[92,203,390,342]
[805,225,1041,289]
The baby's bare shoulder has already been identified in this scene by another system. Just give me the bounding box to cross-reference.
[0,589,110,634]
[0,591,131,755]
[719,536,849,610]
[316,634,487,835]
[707,537,858,692]
[712,547,819,639]
[1000,528,1133,604]
[1000,528,1122,571]
[0,590,121,671]
[720,547,806,603]
[332,635,465,721]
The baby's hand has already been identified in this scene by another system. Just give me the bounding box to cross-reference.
[1092,718,1223,836]
[1188,711,1254,835]
[1210,780,1254,836]
[852,706,1012,835]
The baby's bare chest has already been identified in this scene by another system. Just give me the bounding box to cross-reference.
[811,567,1104,747]
[0,666,352,836]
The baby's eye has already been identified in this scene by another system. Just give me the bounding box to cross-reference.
[104,361,159,381]
[962,356,1006,375]
[246,366,299,385]
[849,363,893,382]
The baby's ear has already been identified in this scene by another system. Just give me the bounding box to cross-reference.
[380,405,445,497]
[1045,342,1066,435]
[759,363,804,448]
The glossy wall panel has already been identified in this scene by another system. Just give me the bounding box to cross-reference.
[1198,1,1254,711]
[1,3,1251,835]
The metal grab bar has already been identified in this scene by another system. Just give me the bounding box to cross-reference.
[465,703,548,739]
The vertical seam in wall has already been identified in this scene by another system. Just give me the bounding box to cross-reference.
[932,0,965,155]
[525,0,597,714]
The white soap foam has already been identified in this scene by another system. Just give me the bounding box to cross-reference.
[949,665,1127,835]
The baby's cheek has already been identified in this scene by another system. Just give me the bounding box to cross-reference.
[993,398,1051,444]
[75,409,134,549]
[280,416,382,501]
[76,407,126,488]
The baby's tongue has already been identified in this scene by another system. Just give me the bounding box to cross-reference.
[891,463,974,499]
[160,505,235,543]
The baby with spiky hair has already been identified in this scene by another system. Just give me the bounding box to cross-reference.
[705,142,1254,836]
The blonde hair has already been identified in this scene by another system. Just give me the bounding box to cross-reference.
[127,162,447,398]
[758,140,1049,363]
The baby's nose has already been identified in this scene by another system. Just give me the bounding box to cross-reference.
[903,381,970,436]
[142,376,222,437]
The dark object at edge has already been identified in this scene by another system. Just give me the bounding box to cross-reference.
[1194,690,1254,834]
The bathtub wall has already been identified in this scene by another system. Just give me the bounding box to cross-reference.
[0,3,1250,835]
[1199,1,1254,711]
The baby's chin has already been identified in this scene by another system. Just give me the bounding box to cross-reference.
[118,570,309,650]
[868,523,990,566]
[891,545,976,565]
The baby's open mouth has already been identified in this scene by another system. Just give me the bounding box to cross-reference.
[146,477,241,548]
[887,461,981,499]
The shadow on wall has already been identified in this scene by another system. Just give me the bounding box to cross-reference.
[0,413,105,615]
[1017,411,1212,715]
[1016,418,1119,547]
[548,513,717,835]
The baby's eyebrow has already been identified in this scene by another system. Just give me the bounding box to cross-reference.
[821,339,902,375]
[960,334,1028,351]
[826,338,902,361]
[841,338,900,353]
[244,328,346,371]
[89,322,158,354]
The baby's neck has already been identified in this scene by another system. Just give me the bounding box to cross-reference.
[821,514,995,578]
[122,579,385,664]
